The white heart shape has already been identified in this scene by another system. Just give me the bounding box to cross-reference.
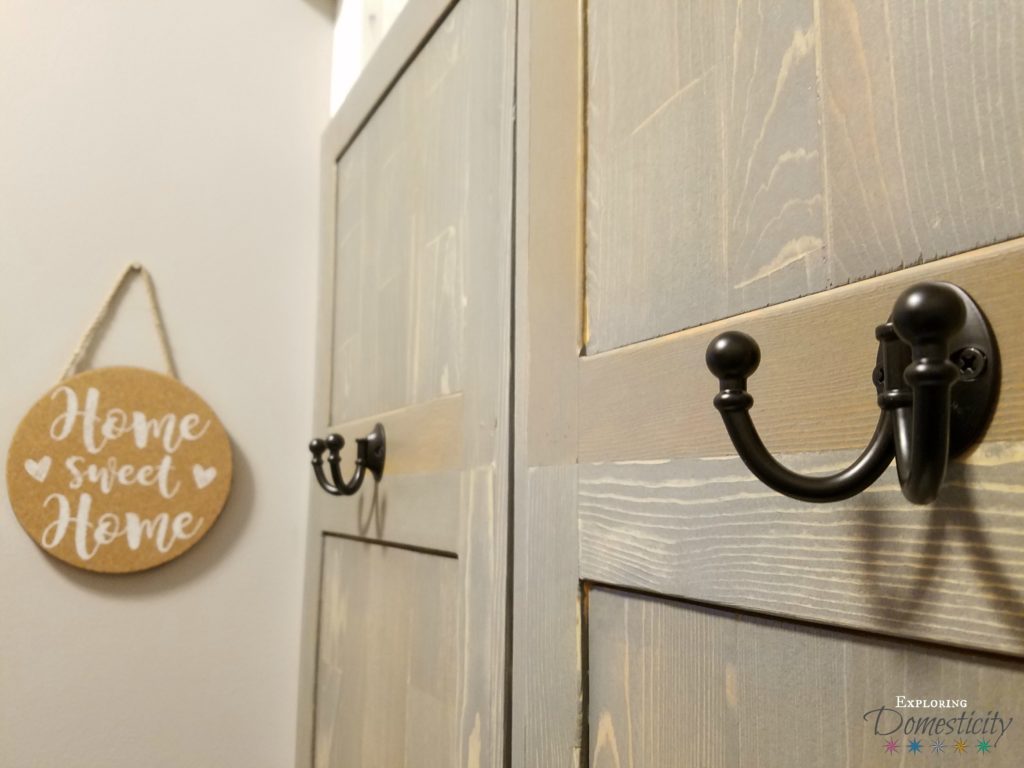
[192,464,217,490]
[25,456,52,482]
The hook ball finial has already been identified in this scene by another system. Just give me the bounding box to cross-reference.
[324,433,344,454]
[706,331,761,381]
[309,438,326,457]
[892,282,966,346]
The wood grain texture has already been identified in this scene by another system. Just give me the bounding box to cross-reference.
[310,469,461,555]
[315,536,459,768]
[328,393,464,477]
[580,239,1024,464]
[586,0,824,352]
[511,466,584,768]
[327,0,516,428]
[329,22,466,422]
[456,465,509,768]
[820,0,1024,282]
[585,0,1024,353]
[579,441,1024,657]
[309,0,457,438]
[439,1,516,763]
[588,587,1024,768]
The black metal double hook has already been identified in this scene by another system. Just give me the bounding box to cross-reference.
[706,282,999,504]
[309,423,386,496]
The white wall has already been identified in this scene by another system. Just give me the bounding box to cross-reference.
[0,2,333,765]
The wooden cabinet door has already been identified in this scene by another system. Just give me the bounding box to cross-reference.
[296,0,516,765]
[510,1,1024,767]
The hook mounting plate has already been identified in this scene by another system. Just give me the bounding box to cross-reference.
[362,423,386,482]
[874,282,999,458]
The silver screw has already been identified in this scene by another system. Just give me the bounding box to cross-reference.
[952,346,987,381]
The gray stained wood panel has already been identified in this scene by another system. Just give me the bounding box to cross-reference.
[589,587,1024,768]
[585,0,1024,353]
[330,0,515,423]
[820,0,1024,280]
[315,536,459,768]
[310,468,462,555]
[509,0,586,765]
[511,466,583,767]
[586,0,823,352]
[303,0,517,765]
[457,464,512,768]
[579,441,1024,658]
[578,241,1024,464]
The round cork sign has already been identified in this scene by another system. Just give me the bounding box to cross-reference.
[6,366,232,573]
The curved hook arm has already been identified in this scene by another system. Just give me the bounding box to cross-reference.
[309,434,369,496]
[707,282,975,505]
[309,438,336,493]
[706,331,896,502]
[308,424,387,498]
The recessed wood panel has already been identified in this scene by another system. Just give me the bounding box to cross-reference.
[329,0,515,423]
[589,587,1024,768]
[585,0,1024,353]
[586,0,823,353]
[315,536,458,767]
[820,0,1024,279]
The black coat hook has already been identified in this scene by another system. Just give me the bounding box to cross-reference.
[706,282,999,504]
[309,423,386,496]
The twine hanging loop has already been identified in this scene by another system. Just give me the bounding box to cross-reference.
[61,263,178,381]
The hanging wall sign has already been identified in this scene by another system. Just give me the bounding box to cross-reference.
[5,265,233,573]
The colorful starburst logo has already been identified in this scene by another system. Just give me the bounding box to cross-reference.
[864,701,1013,755]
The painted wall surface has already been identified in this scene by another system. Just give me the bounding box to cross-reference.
[0,1,332,765]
